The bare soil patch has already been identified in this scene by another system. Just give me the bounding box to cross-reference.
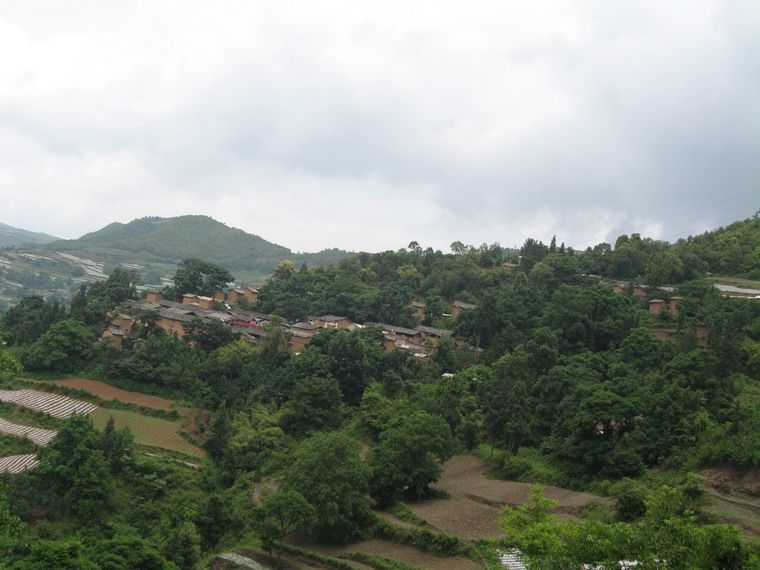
[702,465,760,535]
[293,537,480,570]
[53,378,192,415]
[407,455,610,540]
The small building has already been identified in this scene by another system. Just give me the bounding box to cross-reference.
[101,327,125,347]
[313,315,353,329]
[415,325,453,341]
[451,300,477,317]
[146,290,162,303]
[648,299,666,314]
[243,287,259,303]
[409,301,426,321]
[225,288,246,304]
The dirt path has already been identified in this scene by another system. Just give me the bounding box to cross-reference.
[408,455,610,540]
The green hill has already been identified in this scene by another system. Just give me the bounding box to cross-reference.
[674,215,760,278]
[19,215,352,285]
[53,215,292,273]
[0,223,59,248]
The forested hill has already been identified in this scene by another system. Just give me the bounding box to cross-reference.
[674,215,760,278]
[42,215,351,274]
[0,223,58,248]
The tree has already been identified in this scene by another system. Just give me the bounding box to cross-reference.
[100,416,134,474]
[33,415,113,523]
[279,376,343,436]
[284,432,373,541]
[0,349,22,379]
[368,411,453,506]
[163,521,201,570]
[171,258,233,298]
[23,319,96,372]
[253,491,315,563]
[0,295,65,346]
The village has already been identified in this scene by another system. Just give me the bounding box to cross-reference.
[102,286,481,357]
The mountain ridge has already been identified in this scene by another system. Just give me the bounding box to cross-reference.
[0,223,59,248]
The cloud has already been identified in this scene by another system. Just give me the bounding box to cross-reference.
[0,1,757,252]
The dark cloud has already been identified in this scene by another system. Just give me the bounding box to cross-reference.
[0,1,757,251]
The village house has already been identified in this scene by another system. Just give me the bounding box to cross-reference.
[409,301,426,321]
[451,300,477,318]
[312,315,354,329]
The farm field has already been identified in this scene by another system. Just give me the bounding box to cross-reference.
[90,408,205,459]
[407,455,610,540]
[0,389,97,419]
[51,378,192,415]
[0,454,39,474]
[0,418,56,446]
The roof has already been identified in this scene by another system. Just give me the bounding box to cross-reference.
[369,323,419,336]
[291,322,320,331]
[316,314,349,322]
[453,300,477,310]
[649,299,665,303]
[415,325,453,337]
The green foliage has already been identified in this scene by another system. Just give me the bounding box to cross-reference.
[368,411,453,506]
[0,349,22,379]
[499,485,758,569]
[0,295,66,346]
[162,520,201,570]
[23,318,96,372]
[252,490,315,556]
[373,518,462,556]
[340,551,421,570]
[32,414,114,523]
[284,432,374,542]
[171,257,234,298]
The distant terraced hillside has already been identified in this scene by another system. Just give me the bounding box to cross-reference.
[0,222,58,248]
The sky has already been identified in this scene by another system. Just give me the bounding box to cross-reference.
[0,1,758,253]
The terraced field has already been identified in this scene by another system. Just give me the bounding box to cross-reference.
[0,454,39,474]
[90,408,204,459]
[0,389,98,418]
[52,378,192,414]
[0,418,56,446]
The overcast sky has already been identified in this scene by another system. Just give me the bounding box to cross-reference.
[1,1,758,252]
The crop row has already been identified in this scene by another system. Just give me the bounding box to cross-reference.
[0,418,57,446]
[0,454,39,474]
[0,389,98,419]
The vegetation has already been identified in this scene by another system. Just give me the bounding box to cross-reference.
[0,215,758,567]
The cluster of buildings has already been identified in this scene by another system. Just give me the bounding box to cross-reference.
[102,289,475,357]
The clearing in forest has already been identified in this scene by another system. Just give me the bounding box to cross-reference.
[407,454,610,540]
[52,378,192,415]
[90,408,205,459]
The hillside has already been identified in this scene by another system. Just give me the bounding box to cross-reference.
[675,215,760,278]
[52,215,292,272]
[0,216,352,307]
[0,223,58,248]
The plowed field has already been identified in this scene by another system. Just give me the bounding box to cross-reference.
[407,455,610,540]
[53,378,191,414]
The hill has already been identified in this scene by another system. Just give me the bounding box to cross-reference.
[0,216,352,306]
[53,215,292,273]
[0,223,58,248]
[675,215,760,278]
